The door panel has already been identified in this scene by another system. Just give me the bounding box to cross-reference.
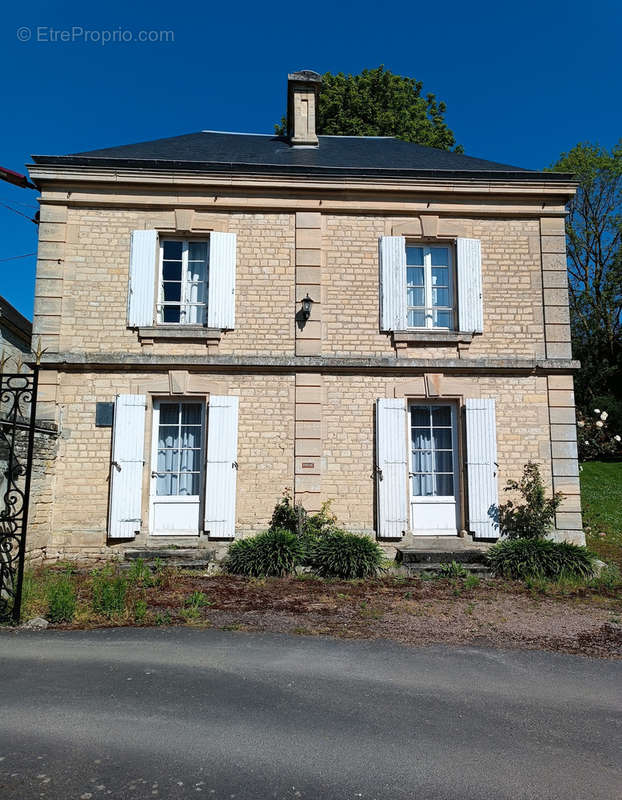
[150,399,205,536]
[409,403,459,535]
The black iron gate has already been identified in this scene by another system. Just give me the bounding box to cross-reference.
[0,364,38,624]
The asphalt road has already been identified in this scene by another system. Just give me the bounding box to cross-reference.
[0,628,620,800]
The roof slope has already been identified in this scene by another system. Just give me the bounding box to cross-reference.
[31,131,569,181]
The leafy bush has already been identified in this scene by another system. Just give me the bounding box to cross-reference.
[498,462,562,539]
[224,528,304,577]
[46,572,77,623]
[437,560,468,578]
[270,491,303,534]
[487,538,597,580]
[577,408,622,461]
[307,531,384,579]
[91,567,128,618]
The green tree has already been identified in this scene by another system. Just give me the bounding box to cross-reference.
[548,141,622,429]
[276,66,461,151]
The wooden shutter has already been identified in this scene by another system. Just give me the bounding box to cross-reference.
[457,237,483,333]
[204,395,239,538]
[376,398,408,538]
[379,236,407,331]
[127,230,157,327]
[207,232,237,329]
[108,394,146,539]
[465,398,499,539]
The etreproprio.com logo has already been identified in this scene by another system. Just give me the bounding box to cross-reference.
[16,26,175,44]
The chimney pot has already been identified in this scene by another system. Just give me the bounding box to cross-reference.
[287,70,322,147]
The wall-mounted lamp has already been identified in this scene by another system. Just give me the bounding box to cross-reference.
[300,294,314,321]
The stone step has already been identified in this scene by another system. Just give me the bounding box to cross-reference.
[402,561,491,576]
[397,548,489,565]
[123,548,214,569]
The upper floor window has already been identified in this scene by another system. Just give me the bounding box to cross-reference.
[158,240,209,324]
[406,244,454,329]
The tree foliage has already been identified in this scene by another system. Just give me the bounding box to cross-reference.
[548,142,622,427]
[276,66,461,151]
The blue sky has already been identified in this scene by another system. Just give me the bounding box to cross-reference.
[1,0,621,318]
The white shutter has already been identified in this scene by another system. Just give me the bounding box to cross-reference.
[379,236,407,331]
[465,398,499,539]
[127,230,157,327]
[457,237,483,333]
[108,394,146,539]
[376,398,408,538]
[204,395,239,538]
[207,232,236,329]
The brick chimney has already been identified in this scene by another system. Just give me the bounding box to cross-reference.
[287,70,322,147]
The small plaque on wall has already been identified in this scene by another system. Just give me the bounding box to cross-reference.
[95,402,114,427]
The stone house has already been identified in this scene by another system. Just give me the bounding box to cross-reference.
[26,70,583,560]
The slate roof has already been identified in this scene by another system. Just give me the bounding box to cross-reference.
[31,131,570,181]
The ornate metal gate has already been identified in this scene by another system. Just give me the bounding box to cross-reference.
[0,364,38,624]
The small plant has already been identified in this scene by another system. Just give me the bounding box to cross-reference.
[487,538,597,580]
[91,567,128,618]
[270,490,306,534]
[307,531,384,579]
[498,461,563,540]
[224,528,304,577]
[134,599,148,623]
[127,558,153,587]
[589,563,622,592]
[464,574,481,590]
[437,561,468,579]
[185,591,212,609]
[154,610,172,626]
[46,572,77,623]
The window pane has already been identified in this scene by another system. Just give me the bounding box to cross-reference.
[432,428,452,450]
[178,472,200,496]
[187,281,206,305]
[180,427,200,448]
[410,406,430,427]
[432,287,450,308]
[406,247,424,266]
[407,266,425,286]
[435,450,453,472]
[435,474,453,495]
[412,473,434,497]
[412,427,432,449]
[156,473,174,496]
[181,404,202,425]
[188,241,208,262]
[163,241,183,260]
[186,305,205,325]
[163,306,181,323]
[431,248,449,267]
[180,449,201,472]
[163,261,182,281]
[431,267,448,286]
[158,425,179,448]
[431,406,451,426]
[407,287,425,307]
[433,310,452,328]
[157,448,179,473]
[408,310,426,327]
[159,404,179,425]
[163,282,181,302]
[413,451,433,472]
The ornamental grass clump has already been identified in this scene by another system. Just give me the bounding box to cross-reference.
[224,528,304,577]
[487,538,597,581]
[307,531,384,579]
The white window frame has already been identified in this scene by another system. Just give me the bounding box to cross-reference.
[406,243,455,330]
[157,238,209,325]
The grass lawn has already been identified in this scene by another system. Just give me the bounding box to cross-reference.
[581,460,622,567]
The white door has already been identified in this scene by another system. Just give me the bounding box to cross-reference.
[150,399,205,536]
[409,403,460,535]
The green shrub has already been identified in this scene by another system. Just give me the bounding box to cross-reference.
[127,558,153,587]
[498,462,563,539]
[91,567,128,618]
[464,574,481,590]
[46,572,77,623]
[307,531,384,579]
[437,561,468,579]
[270,491,305,534]
[487,538,597,580]
[224,528,304,577]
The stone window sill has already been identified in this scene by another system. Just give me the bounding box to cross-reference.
[137,325,222,342]
[392,330,474,345]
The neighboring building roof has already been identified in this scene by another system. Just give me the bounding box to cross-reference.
[0,296,32,350]
[31,131,571,182]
